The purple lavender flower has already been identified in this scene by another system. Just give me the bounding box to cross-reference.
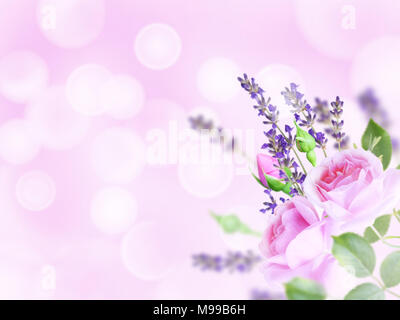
[238,74,307,201]
[357,88,399,150]
[188,114,236,151]
[192,251,261,273]
[261,189,278,214]
[313,98,331,123]
[329,96,347,150]
[281,83,308,113]
[192,253,224,272]
[357,89,389,127]
[283,84,327,155]
[295,106,316,130]
[250,289,285,300]
[261,189,289,214]
[237,74,279,126]
[308,128,328,151]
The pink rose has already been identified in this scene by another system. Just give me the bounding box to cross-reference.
[257,154,280,186]
[304,149,400,231]
[259,196,334,285]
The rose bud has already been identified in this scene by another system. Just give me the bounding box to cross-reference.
[256,154,291,194]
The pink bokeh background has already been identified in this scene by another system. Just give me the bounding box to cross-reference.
[0,0,400,299]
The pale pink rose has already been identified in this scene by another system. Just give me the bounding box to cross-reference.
[257,154,280,186]
[259,196,334,285]
[304,149,400,231]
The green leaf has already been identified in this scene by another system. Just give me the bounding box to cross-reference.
[344,283,385,300]
[251,171,267,188]
[284,277,326,300]
[374,214,391,236]
[380,251,400,288]
[397,164,400,170]
[364,227,379,244]
[363,214,391,243]
[210,211,261,237]
[361,119,392,170]
[332,233,376,277]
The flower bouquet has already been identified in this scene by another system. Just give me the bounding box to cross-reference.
[195,74,400,300]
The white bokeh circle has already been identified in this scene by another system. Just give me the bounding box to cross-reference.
[25,86,90,150]
[91,186,138,235]
[350,36,400,114]
[121,221,178,280]
[0,51,48,103]
[256,64,306,122]
[134,23,182,70]
[99,74,145,120]
[178,148,234,198]
[0,119,40,165]
[37,0,105,49]
[197,57,241,103]
[144,98,187,130]
[294,0,400,60]
[91,127,146,184]
[66,64,112,116]
[16,170,56,212]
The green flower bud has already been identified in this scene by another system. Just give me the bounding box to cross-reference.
[306,149,317,167]
[265,174,292,196]
[294,121,316,153]
[282,182,292,196]
[265,174,286,192]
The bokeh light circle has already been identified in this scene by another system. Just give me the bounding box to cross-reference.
[16,170,56,212]
[99,74,145,120]
[294,0,400,60]
[0,119,40,165]
[178,146,234,198]
[37,0,105,49]
[25,86,90,150]
[256,64,306,122]
[121,221,179,280]
[91,186,138,235]
[134,23,182,70]
[91,127,146,184]
[197,57,240,103]
[0,51,48,103]
[66,64,112,116]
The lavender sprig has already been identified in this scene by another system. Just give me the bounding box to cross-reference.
[250,288,285,300]
[192,251,261,273]
[357,89,398,150]
[282,83,328,157]
[260,190,288,214]
[358,89,389,127]
[313,97,349,150]
[281,83,308,113]
[238,74,279,126]
[189,115,235,151]
[238,74,307,194]
[313,98,331,123]
[329,96,347,151]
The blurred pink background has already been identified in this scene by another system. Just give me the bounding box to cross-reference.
[0,0,400,299]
